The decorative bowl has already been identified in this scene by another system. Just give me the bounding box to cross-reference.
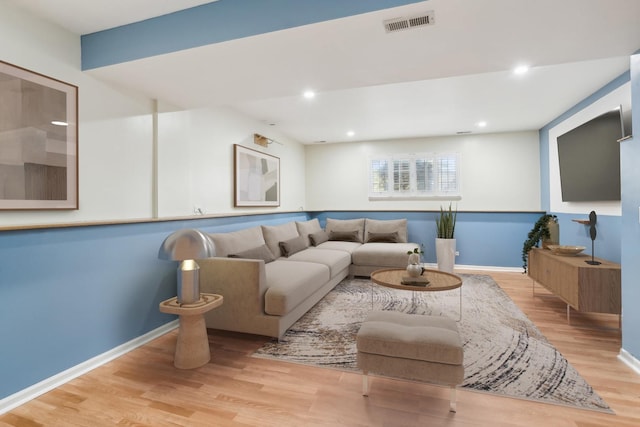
[547,245,586,256]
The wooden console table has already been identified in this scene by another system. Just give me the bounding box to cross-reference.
[527,248,621,325]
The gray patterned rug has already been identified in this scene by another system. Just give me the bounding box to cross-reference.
[253,274,612,413]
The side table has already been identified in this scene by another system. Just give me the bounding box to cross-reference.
[159,293,223,369]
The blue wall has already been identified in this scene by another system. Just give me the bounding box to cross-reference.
[539,66,638,361]
[1,209,541,400]
[621,54,640,358]
[552,213,621,263]
[0,212,307,401]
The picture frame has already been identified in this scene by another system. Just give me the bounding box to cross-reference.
[234,144,280,207]
[0,60,78,210]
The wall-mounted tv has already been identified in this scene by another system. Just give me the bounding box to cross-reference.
[557,108,624,202]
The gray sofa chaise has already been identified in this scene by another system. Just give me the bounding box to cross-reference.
[198,218,418,339]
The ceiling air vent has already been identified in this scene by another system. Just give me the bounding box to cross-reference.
[384,11,435,33]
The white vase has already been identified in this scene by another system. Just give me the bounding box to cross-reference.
[435,238,456,273]
[406,263,423,277]
[408,252,421,265]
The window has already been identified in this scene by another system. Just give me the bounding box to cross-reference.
[369,153,460,199]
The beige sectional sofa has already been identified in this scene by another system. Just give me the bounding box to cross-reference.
[198,218,419,339]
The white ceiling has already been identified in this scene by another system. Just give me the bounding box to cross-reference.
[10,0,640,144]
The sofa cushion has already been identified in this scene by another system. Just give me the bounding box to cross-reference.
[287,248,351,278]
[364,218,408,243]
[228,244,275,263]
[325,218,365,243]
[357,311,463,365]
[264,260,330,316]
[262,222,300,258]
[329,230,360,242]
[366,231,400,243]
[295,219,322,247]
[352,242,416,267]
[309,230,329,246]
[209,227,266,257]
[279,235,307,257]
[315,240,362,254]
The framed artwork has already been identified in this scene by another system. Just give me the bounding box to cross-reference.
[0,61,78,210]
[234,144,280,207]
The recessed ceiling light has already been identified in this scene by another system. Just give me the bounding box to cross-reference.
[513,65,529,75]
[476,121,487,128]
[346,130,355,137]
[303,90,315,99]
[51,121,68,126]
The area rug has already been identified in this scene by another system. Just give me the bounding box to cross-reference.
[252,274,612,413]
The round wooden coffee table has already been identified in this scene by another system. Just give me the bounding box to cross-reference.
[370,268,463,320]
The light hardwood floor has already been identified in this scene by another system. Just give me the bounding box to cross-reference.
[2,270,639,426]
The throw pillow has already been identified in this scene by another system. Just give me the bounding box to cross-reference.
[366,231,400,243]
[261,223,299,258]
[364,218,408,243]
[228,244,276,263]
[329,230,360,242]
[295,219,322,247]
[325,218,365,243]
[279,235,307,257]
[309,230,329,246]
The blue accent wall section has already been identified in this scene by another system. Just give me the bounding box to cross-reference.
[0,212,307,400]
[621,53,640,359]
[81,0,423,69]
[2,209,541,400]
[539,63,638,362]
[553,213,621,263]
[310,211,543,269]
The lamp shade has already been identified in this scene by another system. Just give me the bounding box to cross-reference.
[158,229,216,261]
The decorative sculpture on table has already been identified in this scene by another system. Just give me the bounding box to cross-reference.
[585,210,601,266]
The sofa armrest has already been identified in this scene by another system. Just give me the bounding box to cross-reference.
[198,257,267,315]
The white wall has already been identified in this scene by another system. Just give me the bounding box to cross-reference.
[158,106,307,217]
[305,131,541,211]
[0,1,155,225]
[548,82,631,216]
[0,1,308,225]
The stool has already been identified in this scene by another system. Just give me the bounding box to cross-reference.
[356,310,464,412]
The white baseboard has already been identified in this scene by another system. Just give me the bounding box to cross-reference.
[0,320,179,415]
[618,348,640,375]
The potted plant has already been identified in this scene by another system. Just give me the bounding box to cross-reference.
[521,214,558,273]
[435,203,457,273]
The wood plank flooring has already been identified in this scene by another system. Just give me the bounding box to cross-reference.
[2,270,639,426]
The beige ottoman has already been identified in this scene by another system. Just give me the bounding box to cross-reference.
[356,310,464,412]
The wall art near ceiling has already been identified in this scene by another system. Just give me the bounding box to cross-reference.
[234,144,280,207]
[0,61,78,210]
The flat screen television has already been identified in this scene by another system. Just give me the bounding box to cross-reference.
[557,108,624,202]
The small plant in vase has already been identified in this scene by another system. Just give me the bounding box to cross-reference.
[406,246,425,277]
[406,246,424,265]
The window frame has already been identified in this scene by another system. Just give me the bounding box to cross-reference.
[368,152,461,200]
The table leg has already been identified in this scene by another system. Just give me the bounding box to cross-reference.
[458,285,462,322]
[370,282,373,310]
[174,313,211,369]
